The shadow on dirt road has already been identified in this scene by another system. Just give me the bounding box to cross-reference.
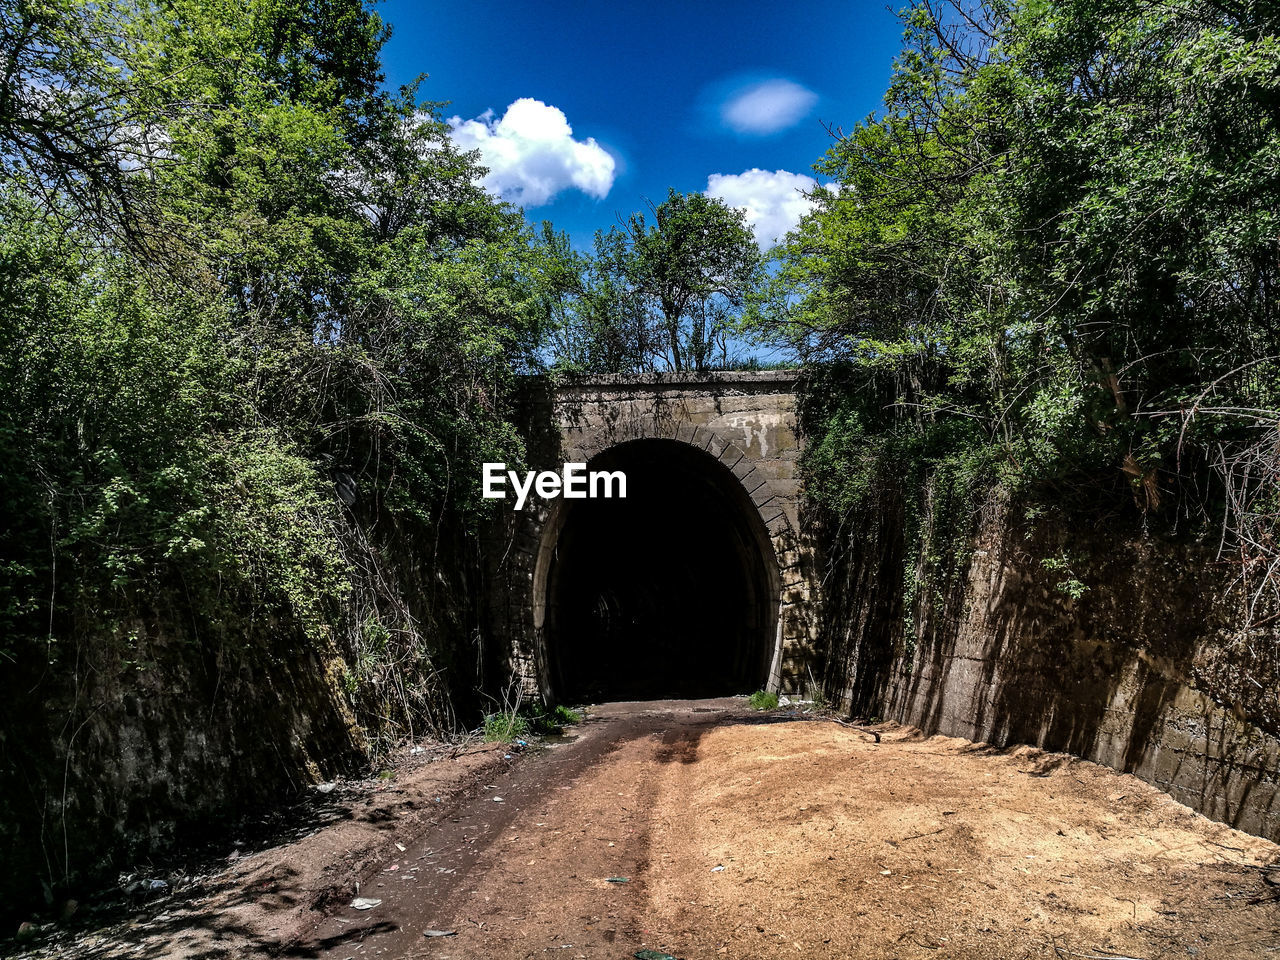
[289,698,764,959]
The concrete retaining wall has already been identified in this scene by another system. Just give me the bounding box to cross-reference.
[826,495,1280,840]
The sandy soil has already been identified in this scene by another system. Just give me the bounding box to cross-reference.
[301,700,1280,960]
[8,699,1279,960]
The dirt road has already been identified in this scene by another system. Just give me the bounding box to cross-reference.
[292,699,1280,960]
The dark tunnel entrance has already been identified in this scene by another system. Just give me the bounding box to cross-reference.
[540,439,778,702]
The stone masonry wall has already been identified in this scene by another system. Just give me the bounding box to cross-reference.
[485,372,823,698]
[827,494,1280,841]
[487,371,1280,840]
[0,605,366,919]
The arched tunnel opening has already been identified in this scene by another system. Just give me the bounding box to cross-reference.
[540,439,778,702]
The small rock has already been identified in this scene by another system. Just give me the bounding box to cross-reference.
[350,897,382,910]
[423,930,457,938]
[315,782,337,794]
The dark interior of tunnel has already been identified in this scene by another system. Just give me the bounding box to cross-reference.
[543,439,777,702]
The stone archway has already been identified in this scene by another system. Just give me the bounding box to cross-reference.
[485,371,817,700]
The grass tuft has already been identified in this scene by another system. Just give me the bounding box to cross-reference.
[482,712,531,742]
[481,701,583,742]
[748,690,779,711]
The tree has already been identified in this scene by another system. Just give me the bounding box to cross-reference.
[0,0,597,917]
[536,223,648,374]
[0,0,170,243]
[0,0,555,792]
[753,0,1280,487]
[749,0,1280,716]
[557,190,761,373]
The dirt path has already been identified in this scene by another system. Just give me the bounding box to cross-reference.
[292,699,1280,960]
[2,741,516,960]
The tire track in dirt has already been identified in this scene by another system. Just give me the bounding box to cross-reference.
[295,700,1280,960]
[295,699,744,960]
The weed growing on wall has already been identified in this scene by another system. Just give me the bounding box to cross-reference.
[799,365,996,668]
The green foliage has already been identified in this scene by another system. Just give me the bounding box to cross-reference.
[0,0,558,741]
[1040,553,1090,601]
[797,364,994,647]
[758,0,1280,477]
[0,0,594,916]
[481,702,581,742]
[482,711,531,743]
[547,190,763,373]
[749,690,779,710]
[526,702,583,732]
[755,0,1280,638]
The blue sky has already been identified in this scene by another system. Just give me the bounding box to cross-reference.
[378,1,905,249]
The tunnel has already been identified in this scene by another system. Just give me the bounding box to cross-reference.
[539,438,779,702]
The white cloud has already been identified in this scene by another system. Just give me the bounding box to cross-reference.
[448,98,616,207]
[720,79,817,136]
[706,169,821,249]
